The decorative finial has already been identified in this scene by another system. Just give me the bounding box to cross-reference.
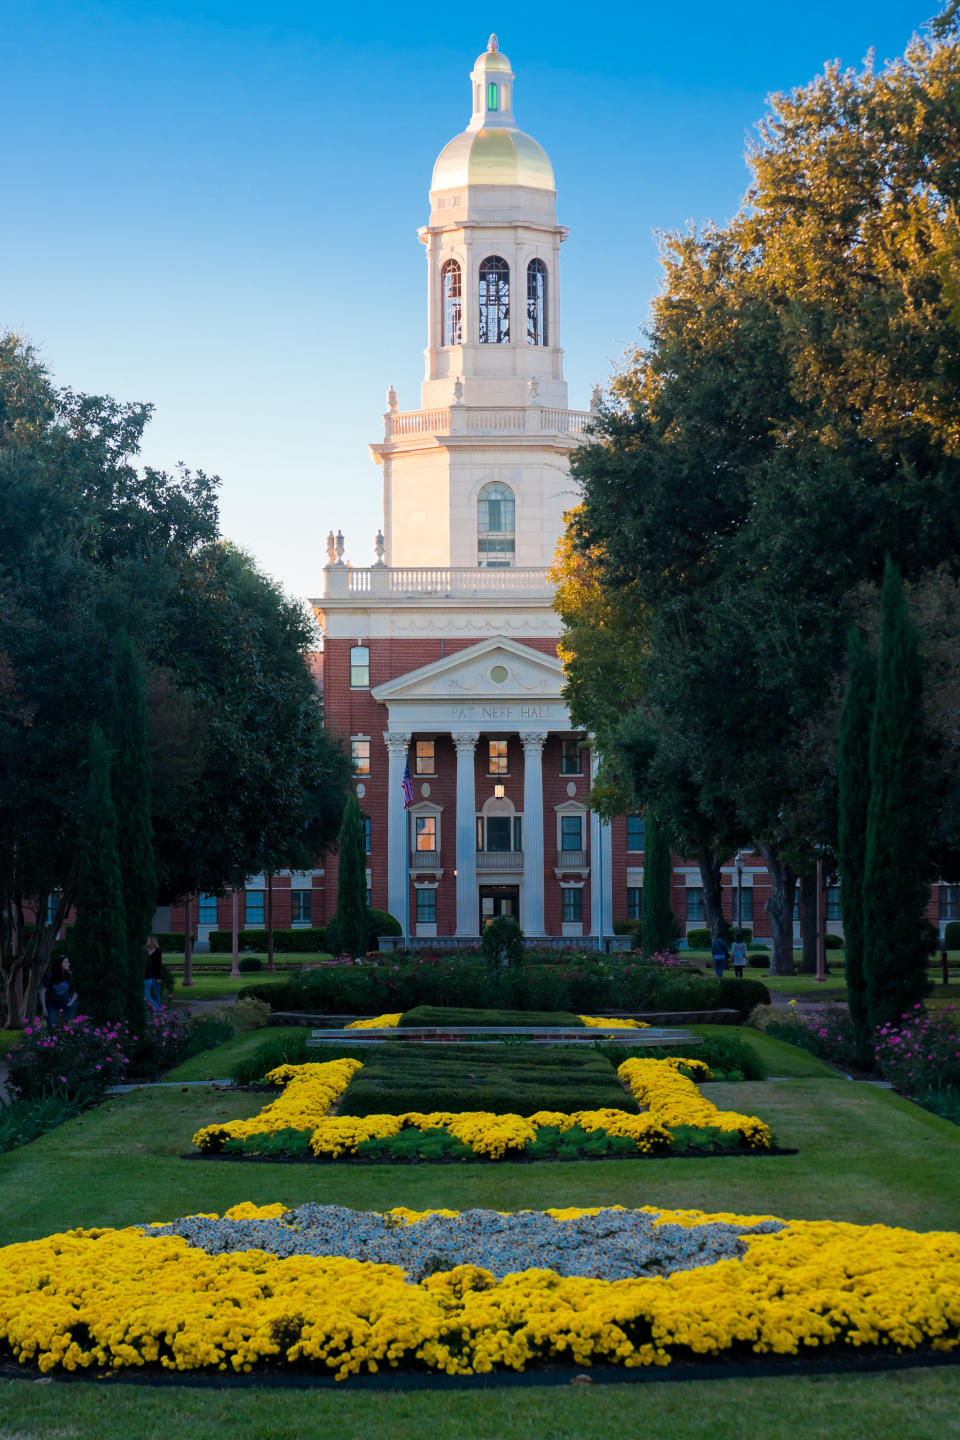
[325,530,337,564]
[374,530,385,566]
[452,376,464,404]
[335,529,345,565]
[527,376,539,401]
[590,383,603,413]
[487,33,499,52]
[386,384,398,413]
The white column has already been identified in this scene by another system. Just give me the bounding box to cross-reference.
[589,745,614,942]
[521,732,547,936]
[454,732,479,936]
[384,731,411,938]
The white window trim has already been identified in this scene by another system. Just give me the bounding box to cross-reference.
[554,798,587,854]
[408,799,443,854]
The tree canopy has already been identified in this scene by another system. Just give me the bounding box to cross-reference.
[0,334,349,1024]
[560,23,960,972]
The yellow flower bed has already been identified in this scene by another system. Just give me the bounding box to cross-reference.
[193,1059,361,1152]
[618,1057,772,1149]
[579,1015,649,1029]
[2,1207,957,1378]
[345,1013,403,1029]
[192,1054,771,1160]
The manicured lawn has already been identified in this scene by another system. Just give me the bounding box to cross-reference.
[3,1071,959,1243]
[2,1049,959,1436]
[165,952,331,969]
[3,1368,959,1440]
[164,1026,306,1081]
[172,971,296,1003]
[689,1026,840,1078]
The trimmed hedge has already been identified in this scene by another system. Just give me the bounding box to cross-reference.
[208,928,327,954]
[243,957,770,1018]
[825,933,844,950]
[944,921,960,951]
[398,1006,582,1028]
[337,1044,638,1119]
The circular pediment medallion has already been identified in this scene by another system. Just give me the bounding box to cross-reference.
[490,664,508,683]
[355,783,366,798]
[421,782,431,797]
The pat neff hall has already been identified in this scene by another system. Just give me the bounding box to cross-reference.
[170,39,953,948]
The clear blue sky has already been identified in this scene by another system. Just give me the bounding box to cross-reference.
[3,0,926,602]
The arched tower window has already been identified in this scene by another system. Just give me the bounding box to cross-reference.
[477,481,515,567]
[478,256,510,344]
[527,259,548,346]
[441,259,462,346]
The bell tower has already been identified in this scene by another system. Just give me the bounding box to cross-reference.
[369,37,589,570]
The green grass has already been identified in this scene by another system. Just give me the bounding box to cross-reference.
[2,1060,959,1436]
[172,971,295,1002]
[399,1005,582,1028]
[164,1027,307,1081]
[3,1368,959,1440]
[689,1026,841,1078]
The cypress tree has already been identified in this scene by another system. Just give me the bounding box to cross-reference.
[837,628,877,1063]
[642,809,676,957]
[72,725,128,1025]
[862,562,931,1028]
[110,633,157,1031]
[336,793,368,957]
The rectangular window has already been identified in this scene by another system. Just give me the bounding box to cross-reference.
[362,817,371,854]
[940,885,960,921]
[826,886,842,922]
[245,890,265,926]
[562,888,583,923]
[513,815,523,852]
[560,738,582,775]
[685,887,704,923]
[198,894,218,925]
[415,815,437,852]
[732,887,753,924]
[291,890,312,926]
[627,886,642,920]
[487,81,498,111]
[488,739,508,774]
[486,816,512,852]
[561,814,583,852]
[416,890,437,924]
[478,535,515,566]
[477,815,484,851]
[46,895,58,925]
[351,739,370,776]
[415,740,435,774]
[626,815,645,852]
[350,645,369,688]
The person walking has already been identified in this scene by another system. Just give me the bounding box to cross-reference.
[710,933,729,980]
[144,936,164,1011]
[731,934,748,979]
[42,956,77,1030]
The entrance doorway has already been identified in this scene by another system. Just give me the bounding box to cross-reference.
[480,885,519,932]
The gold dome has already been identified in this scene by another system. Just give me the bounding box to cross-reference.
[432,127,555,191]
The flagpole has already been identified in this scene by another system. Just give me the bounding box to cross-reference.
[401,756,413,948]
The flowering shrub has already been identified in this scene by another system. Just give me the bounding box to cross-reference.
[749,1003,861,1070]
[874,1005,960,1096]
[1,1203,957,1377]
[618,1057,772,1149]
[193,1058,362,1152]
[6,1017,134,1101]
[345,1013,403,1029]
[579,1015,649,1029]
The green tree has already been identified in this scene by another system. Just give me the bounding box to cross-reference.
[641,810,675,957]
[335,793,368,958]
[109,632,157,1031]
[837,629,878,1061]
[862,563,932,1027]
[71,726,128,1024]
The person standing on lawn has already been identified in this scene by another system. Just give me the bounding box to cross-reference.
[42,956,77,1030]
[711,933,729,980]
[144,936,163,1011]
[731,934,748,979]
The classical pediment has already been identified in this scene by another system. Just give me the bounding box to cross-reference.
[372,636,570,730]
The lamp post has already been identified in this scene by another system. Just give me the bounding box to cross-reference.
[815,857,827,983]
[735,852,744,939]
[230,887,240,979]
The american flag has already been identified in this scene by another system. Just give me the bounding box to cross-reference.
[401,760,414,809]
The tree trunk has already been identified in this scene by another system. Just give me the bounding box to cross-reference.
[758,842,797,975]
[183,893,194,987]
[266,873,275,972]
[697,846,730,941]
[798,872,818,973]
